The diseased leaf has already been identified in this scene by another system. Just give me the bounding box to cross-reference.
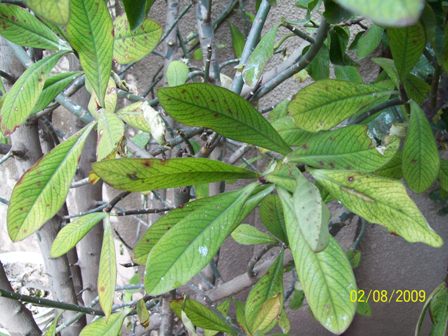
[292,174,330,252]
[230,23,245,58]
[288,80,393,132]
[113,14,162,64]
[158,83,291,155]
[7,123,95,241]
[67,0,113,106]
[231,224,277,245]
[170,299,235,334]
[259,195,287,242]
[287,125,400,172]
[0,4,65,49]
[278,188,356,335]
[310,169,443,247]
[88,78,117,116]
[243,27,277,87]
[136,299,150,328]
[51,212,106,258]
[0,52,66,134]
[93,158,257,192]
[333,0,425,27]
[80,312,126,336]
[144,184,257,295]
[245,252,284,334]
[429,284,448,336]
[388,24,426,79]
[402,102,440,192]
[98,217,117,318]
[97,111,125,161]
[26,0,70,25]
[116,101,150,132]
[33,72,81,113]
[166,61,189,87]
[251,295,282,334]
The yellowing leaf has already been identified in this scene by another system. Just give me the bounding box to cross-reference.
[402,102,440,192]
[116,101,151,132]
[311,169,443,247]
[166,61,190,87]
[97,111,125,161]
[51,212,106,258]
[7,123,95,241]
[251,295,282,334]
[26,0,70,25]
[98,217,117,318]
[67,0,113,106]
[288,80,393,132]
[0,52,67,134]
[113,14,162,64]
[80,312,126,336]
[334,0,424,27]
[93,158,257,192]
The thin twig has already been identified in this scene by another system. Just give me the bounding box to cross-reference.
[111,207,174,216]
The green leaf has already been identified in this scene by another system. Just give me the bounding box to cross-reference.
[97,111,125,161]
[166,60,190,87]
[158,83,291,155]
[374,149,403,179]
[333,0,425,27]
[230,23,245,58]
[356,301,372,317]
[286,125,400,172]
[292,174,330,252]
[388,24,426,79]
[0,52,66,134]
[259,194,287,242]
[288,289,305,310]
[235,301,250,335]
[144,183,257,295]
[170,299,235,334]
[80,312,126,336]
[372,57,399,87]
[133,186,273,265]
[245,252,284,333]
[329,26,354,66]
[310,169,443,247]
[98,217,117,318]
[231,224,277,245]
[265,162,301,193]
[402,102,440,193]
[404,74,430,104]
[33,72,81,113]
[243,27,277,87]
[26,0,70,25]
[271,116,315,146]
[113,14,162,64]
[439,160,448,192]
[278,188,356,335]
[346,249,362,269]
[356,25,384,59]
[204,300,231,336]
[306,45,330,81]
[50,212,107,258]
[334,65,363,83]
[288,80,393,132]
[136,299,150,328]
[0,4,65,49]
[7,122,95,241]
[44,313,60,336]
[93,157,257,192]
[67,0,113,106]
[121,0,152,31]
[429,284,448,336]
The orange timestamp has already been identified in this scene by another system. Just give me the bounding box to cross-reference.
[350,289,427,303]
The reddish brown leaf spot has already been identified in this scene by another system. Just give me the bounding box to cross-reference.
[127,173,138,180]
[142,160,152,167]
[347,176,355,183]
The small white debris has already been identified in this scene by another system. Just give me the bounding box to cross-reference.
[198,246,208,257]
